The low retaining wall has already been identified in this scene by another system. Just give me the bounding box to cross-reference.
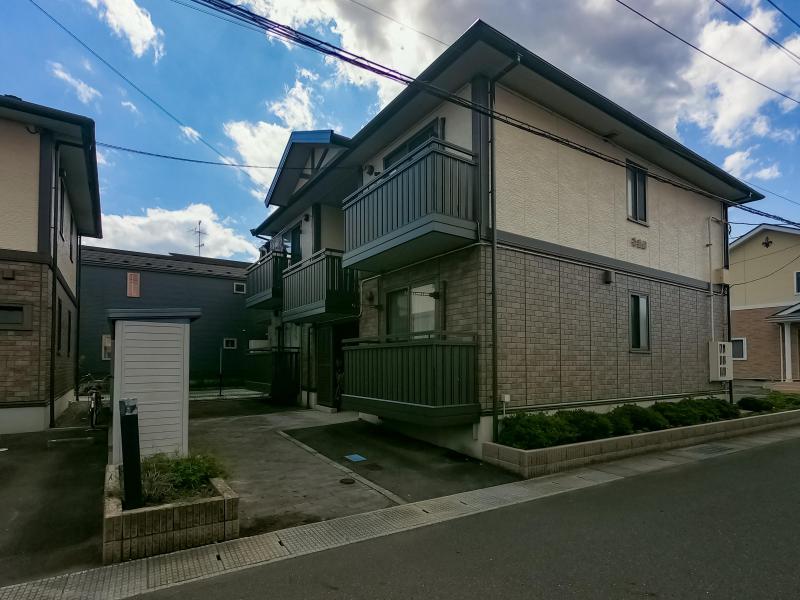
[483,408,800,478]
[102,465,239,564]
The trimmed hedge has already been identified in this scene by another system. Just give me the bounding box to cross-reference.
[737,396,774,412]
[498,397,741,450]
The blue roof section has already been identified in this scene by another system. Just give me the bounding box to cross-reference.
[263,130,350,208]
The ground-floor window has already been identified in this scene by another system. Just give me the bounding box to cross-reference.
[101,334,112,360]
[732,337,747,360]
[386,281,438,336]
[629,293,650,351]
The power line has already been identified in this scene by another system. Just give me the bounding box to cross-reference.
[184,0,800,229]
[612,0,800,106]
[766,0,800,32]
[340,0,449,47]
[713,0,800,66]
[26,0,229,165]
[742,179,800,208]
[729,249,800,286]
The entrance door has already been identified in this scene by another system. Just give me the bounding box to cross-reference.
[316,321,359,409]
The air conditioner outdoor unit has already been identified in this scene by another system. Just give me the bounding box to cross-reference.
[709,341,733,381]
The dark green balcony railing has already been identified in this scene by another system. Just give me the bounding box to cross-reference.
[282,249,359,323]
[342,140,478,271]
[342,332,479,426]
[245,251,288,310]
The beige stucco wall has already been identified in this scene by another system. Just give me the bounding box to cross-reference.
[362,84,472,185]
[729,230,800,308]
[0,119,39,252]
[493,85,725,282]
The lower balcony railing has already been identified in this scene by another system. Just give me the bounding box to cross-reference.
[342,332,479,426]
[282,249,359,323]
[245,251,287,310]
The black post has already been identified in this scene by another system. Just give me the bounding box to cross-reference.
[218,346,223,397]
[119,398,143,509]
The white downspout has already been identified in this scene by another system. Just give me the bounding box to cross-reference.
[707,217,716,341]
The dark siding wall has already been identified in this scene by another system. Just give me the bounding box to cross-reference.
[54,279,77,398]
[79,265,269,384]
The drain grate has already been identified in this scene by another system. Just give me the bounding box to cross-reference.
[688,444,733,456]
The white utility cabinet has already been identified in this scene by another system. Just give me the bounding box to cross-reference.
[108,309,201,464]
[708,340,733,382]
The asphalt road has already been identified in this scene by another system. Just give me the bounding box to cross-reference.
[137,437,800,600]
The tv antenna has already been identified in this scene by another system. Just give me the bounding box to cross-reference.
[189,220,206,256]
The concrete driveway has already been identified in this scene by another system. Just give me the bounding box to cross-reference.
[0,427,107,587]
[189,409,395,536]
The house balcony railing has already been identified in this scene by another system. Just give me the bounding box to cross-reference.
[245,251,288,310]
[341,331,480,426]
[282,249,359,323]
[342,139,478,272]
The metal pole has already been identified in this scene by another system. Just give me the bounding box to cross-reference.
[218,346,223,397]
[119,398,143,509]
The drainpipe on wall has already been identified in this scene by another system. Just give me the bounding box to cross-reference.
[74,238,82,404]
[48,144,60,428]
[489,55,521,442]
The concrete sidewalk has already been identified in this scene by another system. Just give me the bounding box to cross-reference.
[4,424,800,599]
[0,428,107,587]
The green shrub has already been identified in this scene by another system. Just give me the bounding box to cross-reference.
[765,391,800,410]
[653,397,739,427]
[608,404,669,435]
[140,453,226,505]
[497,413,574,449]
[554,410,613,443]
[737,396,774,412]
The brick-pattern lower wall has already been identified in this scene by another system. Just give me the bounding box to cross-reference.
[103,466,240,564]
[480,245,727,411]
[730,306,790,380]
[0,260,51,406]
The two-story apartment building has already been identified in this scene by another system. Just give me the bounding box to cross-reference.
[0,95,102,433]
[79,246,272,389]
[246,22,761,456]
[729,224,800,387]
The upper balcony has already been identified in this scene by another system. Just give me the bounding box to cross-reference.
[342,139,478,272]
[245,251,288,310]
[282,249,359,323]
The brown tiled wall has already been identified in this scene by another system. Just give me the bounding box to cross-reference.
[730,306,788,380]
[0,261,50,406]
[356,244,727,414]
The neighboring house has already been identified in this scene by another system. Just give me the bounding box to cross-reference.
[79,247,269,387]
[245,21,761,456]
[729,224,800,387]
[0,95,102,433]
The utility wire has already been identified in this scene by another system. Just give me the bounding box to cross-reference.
[713,0,800,66]
[26,0,229,165]
[766,0,800,31]
[341,0,450,47]
[612,0,800,106]
[185,0,800,229]
[729,249,800,285]
[743,179,800,208]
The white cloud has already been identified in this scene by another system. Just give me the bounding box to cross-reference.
[49,62,101,104]
[85,0,165,61]
[723,147,781,180]
[224,77,318,198]
[180,125,201,142]
[84,204,258,260]
[121,100,139,114]
[96,149,109,166]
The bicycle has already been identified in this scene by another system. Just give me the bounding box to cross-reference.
[79,373,110,428]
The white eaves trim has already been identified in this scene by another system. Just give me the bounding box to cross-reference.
[730,224,800,250]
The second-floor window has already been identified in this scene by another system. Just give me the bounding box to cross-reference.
[58,180,66,239]
[233,282,246,294]
[282,225,302,264]
[794,271,800,294]
[382,118,444,171]
[626,162,647,224]
[127,272,141,298]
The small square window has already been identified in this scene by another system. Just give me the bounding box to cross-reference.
[101,334,112,361]
[223,337,238,350]
[732,338,747,360]
[0,304,32,330]
[233,282,246,294]
[627,162,647,224]
[127,272,140,298]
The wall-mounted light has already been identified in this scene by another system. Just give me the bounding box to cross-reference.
[303,214,310,222]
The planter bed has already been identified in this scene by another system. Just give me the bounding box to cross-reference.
[483,408,800,479]
[102,465,239,564]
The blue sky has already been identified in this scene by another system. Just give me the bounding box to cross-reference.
[2,0,800,260]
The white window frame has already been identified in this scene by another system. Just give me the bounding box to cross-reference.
[223,337,238,350]
[233,281,246,294]
[731,337,747,361]
[101,334,112,361]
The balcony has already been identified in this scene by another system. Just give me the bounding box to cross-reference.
[342,332,479,426]
[245,251,288,310]
[342,140,478,272]
[282,249,359,323]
